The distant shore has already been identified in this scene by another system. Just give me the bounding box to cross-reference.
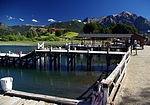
[0,41,80,46]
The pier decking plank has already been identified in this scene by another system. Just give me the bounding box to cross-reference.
[22,100,38,105]
[35,49,126,55]
[35,101,46,105]
[0,94,57,105]
[0,96,20,105]
[12,99,26,105]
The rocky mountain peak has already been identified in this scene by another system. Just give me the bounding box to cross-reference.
[120,11,133,16]
[82,11,150,33]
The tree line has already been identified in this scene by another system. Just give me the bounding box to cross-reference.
[0,28,70,41]
[83,23,138,34]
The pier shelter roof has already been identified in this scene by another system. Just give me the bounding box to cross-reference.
[78,34,145,48]
[78,34,144,38]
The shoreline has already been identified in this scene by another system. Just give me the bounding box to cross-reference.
[0,41,74,46]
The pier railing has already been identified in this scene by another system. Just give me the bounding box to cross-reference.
[99,47,131,105]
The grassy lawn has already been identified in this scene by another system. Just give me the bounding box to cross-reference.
[62,32,78,38]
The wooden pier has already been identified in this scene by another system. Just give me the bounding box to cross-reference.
[0,47,130,105]
[0,48,125,71]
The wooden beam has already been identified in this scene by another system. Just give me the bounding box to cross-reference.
[5,90,81,105]
[101,50,130,86]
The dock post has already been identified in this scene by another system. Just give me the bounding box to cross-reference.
[130,45,133,55]
[0,57,3,65]
[70,54,74,71]
[49,49,53,70]
[73,54,76,70]
[39,53,42,70]
[67,55,70,71]
[5,56,9,66]
[19,57,22,67]
[87,49,92,70]
[106,47,110,75]
[32,53,36,68]
[44,53,47,70]
[57,53,61,71]
[1,57,4,66]
[13,58,16,67]
[34,55,37,68]
[26,58,28,68]
[49,54,53,70]
[67,48,70,71]
[87,54,92,71]
[8,57,10,66]
[54,54,57,71]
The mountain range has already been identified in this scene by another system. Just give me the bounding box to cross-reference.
[83,11,150,33]
[0,11,150,34]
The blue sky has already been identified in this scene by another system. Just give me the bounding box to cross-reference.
[0,0,150,26]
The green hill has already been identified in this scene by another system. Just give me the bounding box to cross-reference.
[0,22,14,36]
[10,25,45,34]
[47,20,84,33]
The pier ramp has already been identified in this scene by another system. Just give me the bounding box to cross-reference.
[115,46,150,105]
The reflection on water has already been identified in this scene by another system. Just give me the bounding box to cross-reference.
[35,54,122,72]
[0,45,122,98]
[0,67,100,98]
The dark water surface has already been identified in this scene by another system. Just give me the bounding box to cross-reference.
[0,45,122,98]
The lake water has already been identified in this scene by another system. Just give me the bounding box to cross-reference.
[0,45,122,98]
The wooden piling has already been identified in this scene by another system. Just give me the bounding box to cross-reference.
[44,53,47,70]
[106,47,110,75]
[54,54,57,71]
[39,53,42,70]
[57,54,61,71]
[49,53,52,70]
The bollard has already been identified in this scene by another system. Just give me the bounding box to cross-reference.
[0,77,13,92]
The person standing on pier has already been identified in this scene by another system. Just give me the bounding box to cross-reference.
[91,81,103,105]
[18,50,22,57]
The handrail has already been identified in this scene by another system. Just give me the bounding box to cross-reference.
[101,50,129,86]
[98,46,131,105]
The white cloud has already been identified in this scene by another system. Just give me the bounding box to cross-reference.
[19,18,24,22]
[72,19,82,22]
[48,19,56,22]
[6,16,15,20]
[77,20,82,22]
[32,19,38,22]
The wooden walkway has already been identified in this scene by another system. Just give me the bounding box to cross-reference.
[114,46,150,105]
[0,53,26,58]
[4,90,82,105]
[0,94,56,105]
[35,49,126,55]
[0,89,88,105]
[0,49,125,58]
